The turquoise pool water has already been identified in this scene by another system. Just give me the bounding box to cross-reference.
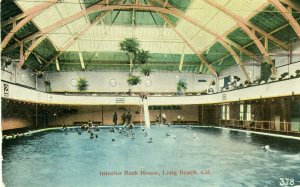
[2,126,300,187]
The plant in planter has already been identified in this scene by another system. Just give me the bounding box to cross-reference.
[281,72,289,79]
[244,80,251,87]
[36,71,44,78]
[21,64,27,70]
[127,75,141,86]
[140,65,152,76]
[295,70,300,77]
[254,79,261,84]
[177,79,187,95]
[76,77,89,92]
[136,49,150,64]
[120,38,140,71]
[44,80,51,92]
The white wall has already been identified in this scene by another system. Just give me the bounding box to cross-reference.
[3,78,300,106]
[41,71,215,93]
[272,41,300,77]
[219,63,261,83]
[1,63,36,89]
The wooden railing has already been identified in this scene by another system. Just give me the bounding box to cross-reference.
[219,119,300,135]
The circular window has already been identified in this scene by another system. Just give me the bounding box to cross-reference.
[110,79,117,87]
[145,79,152,87]
[70,79,77,86]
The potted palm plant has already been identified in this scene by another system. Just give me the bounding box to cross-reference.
[127,75,141,86]
[136,49,150,64]
[177,79,187,95]
[141,65,152,76]
[120,38,140,72]
[76,77,88,92]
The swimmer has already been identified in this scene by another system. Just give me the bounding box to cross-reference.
[112,138,115,142]
[147,137,153,143]
[173,135,176,139]
[144,131,148,137]
[95,134,98,138]
[77,129,82,135]
[90,133,94,139]
[166,132,170,136]
[109,127,116,133]
[192,133,197,139]
[262,145,271,152]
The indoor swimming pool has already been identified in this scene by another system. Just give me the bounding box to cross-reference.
[2,126,300,187]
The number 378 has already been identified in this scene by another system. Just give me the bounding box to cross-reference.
[279,178,295,186]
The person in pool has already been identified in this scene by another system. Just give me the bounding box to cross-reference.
[262,145,271,152]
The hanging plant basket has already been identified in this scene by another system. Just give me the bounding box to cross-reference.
[136,49,150,64]
[127,75,141,86]
[120,38,140,54]
[76,77,89,92]
[141,65,152,76]
[177,79,187,95]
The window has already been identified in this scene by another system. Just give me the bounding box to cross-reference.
[239,104,244,120]
[246,104,251,121]
[226,106,230,120]
[222,105,230,120]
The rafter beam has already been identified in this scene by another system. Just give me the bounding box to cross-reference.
[224,38,262,63]
[1,0,57,27]
[1,0,58,50]
[203,0,276,75]
[149,0,250,80]
[279,0,300,12]
[269,0,300,39]
[179,45,185,72]
[55,59,61,71]
[44,11,112,70]
[79,52,85,69]
[163,0,168,8]
[14,2,258,77]
[159,14,217,77]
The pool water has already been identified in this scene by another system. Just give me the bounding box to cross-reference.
[2,126,300,187]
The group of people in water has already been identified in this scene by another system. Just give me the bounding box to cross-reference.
[2,131,31,140]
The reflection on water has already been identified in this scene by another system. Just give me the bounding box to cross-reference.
[2,126,300,187]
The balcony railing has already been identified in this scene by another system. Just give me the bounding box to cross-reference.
[219,119,300,135]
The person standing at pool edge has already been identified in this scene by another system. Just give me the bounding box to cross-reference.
[113,112,118,126]
[126,112,132,125]
[121,113,127,126]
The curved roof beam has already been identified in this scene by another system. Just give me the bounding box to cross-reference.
[159,13,218,77]
[149,0,250,80]
[1,0,58,50]
[269,0,300,38]
[203,0,277,75]
[43,10,114,70]
[279,0,300,13]
[17,3,246,73]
